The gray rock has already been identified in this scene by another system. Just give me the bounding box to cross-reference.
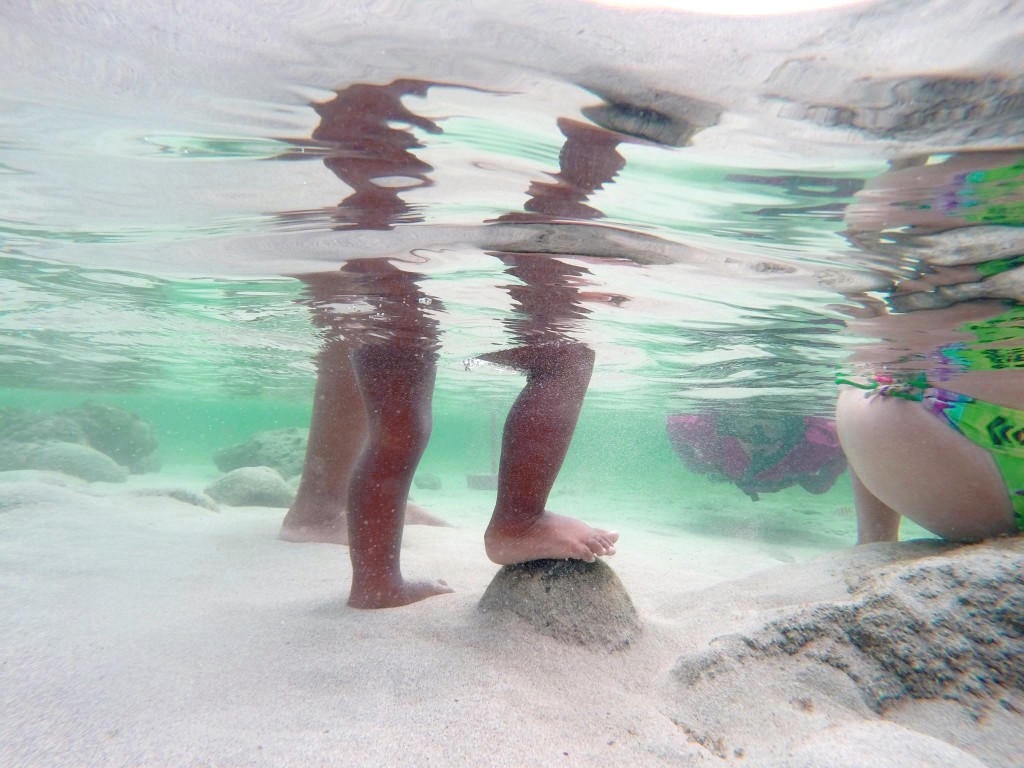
[213,428,308,478]
[132,451,163,473]
[479,558,640,651]
[62,401,159,473]
[204,466,295,508]
[0,441,128,483]
[413,473,442,490]
[0,403,159,474]
[0,408,86,444]
[666,542,1024,767]
[674,545,1024,715]
[135,487,220,512]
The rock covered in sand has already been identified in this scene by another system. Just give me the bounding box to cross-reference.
[204,466,295,507]
[668,540,1024,766]
[134,487,220,512]
[479,558,640,651]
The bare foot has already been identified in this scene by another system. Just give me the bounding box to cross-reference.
[405,501,453,528]
[280,503,449,545]
[347,578,453,609]
[484,511,619,565]
[279,517,349,545]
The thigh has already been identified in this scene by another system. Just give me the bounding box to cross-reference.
[836,387,1016,540]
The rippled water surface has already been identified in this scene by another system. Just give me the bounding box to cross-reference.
[2,0,1023,521]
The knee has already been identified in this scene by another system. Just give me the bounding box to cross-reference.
[375,407,432,457]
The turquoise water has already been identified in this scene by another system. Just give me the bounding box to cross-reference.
[7,4,1024,766]
[2,0,1023,544]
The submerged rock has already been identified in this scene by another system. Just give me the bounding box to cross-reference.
[413,473,442,490]
[0,440,128,483]
[0,409,86,444]
[204,466,295,508]
[479,558,640,651]
[213,428,308,479]
[62,401,158,472]
[0,403,159,474]
[134,487,220,512]
[675,544,1024,714]
[667,540,1024,767]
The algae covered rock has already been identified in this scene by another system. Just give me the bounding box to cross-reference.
[0,403,159,474]
[213,428,308,479]
[61,401,158,472]
[204,466,295,507]
[479,558,640,651]
[0,408,86,445]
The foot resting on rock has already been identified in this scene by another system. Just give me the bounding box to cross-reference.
[484,511,618,566]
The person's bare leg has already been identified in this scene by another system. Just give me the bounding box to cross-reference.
[483,343,619,565]
[281,335,451,544]
[849,468,901,544]
[347,343,452,608]
[280,336,364,544]
[836,387,1017,542]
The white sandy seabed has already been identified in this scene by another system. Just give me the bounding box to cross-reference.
[1,470,1021,768]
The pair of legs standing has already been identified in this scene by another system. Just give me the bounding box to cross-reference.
[281,304,619,608]
[342,339,618,608]
[345,338,616,609]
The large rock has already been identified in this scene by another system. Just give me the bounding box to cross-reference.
[479,558,640,651]
[62,401,159,473]
[674,544,1023,714]
[0,441,128,483]
[204,466,295,508]
[213,428,308,479]
[0,403,158,474]
[667,541,1024,767]
[0,408,86,444]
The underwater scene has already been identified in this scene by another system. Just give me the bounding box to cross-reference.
[2,0,1023,765]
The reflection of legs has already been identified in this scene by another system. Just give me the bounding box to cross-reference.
[280,336,364,545]
[836,387,1017,543]
[482,343,619,564]
[347,343,452,608]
